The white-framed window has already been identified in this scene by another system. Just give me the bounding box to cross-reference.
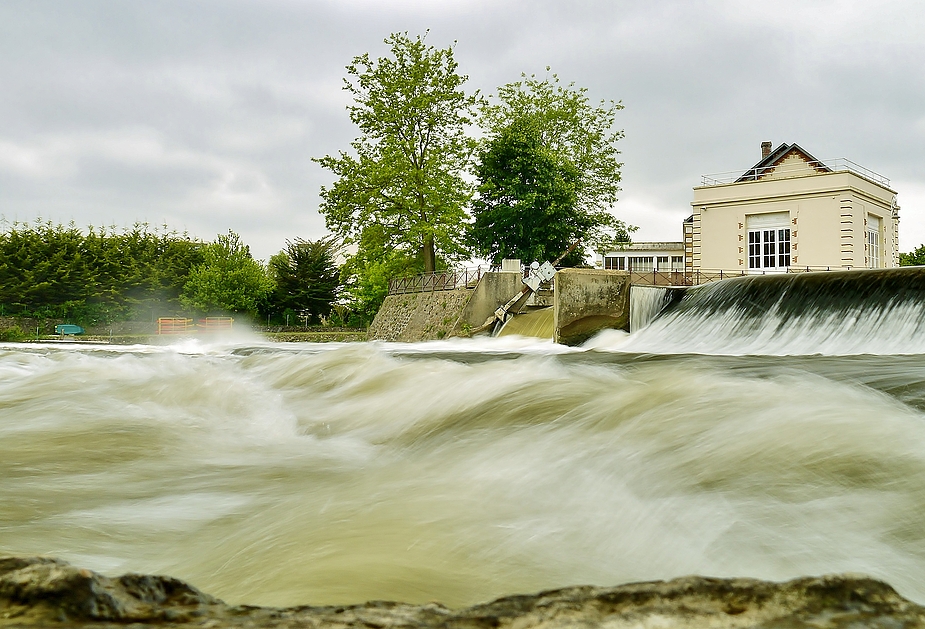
[746,212,791,271]
[604,253,684,272]
[629,256,654,272]
[867,214,881,269]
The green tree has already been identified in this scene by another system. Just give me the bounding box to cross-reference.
[269,237,341,323]
[339,224,432,324]
[181,231,272,316]
[900,245,925,266]
[468,120,583,265]
[314,32,478,274]
[472,70,632,263]
[0,220,91,311]
[82,223,204,319]
[0,220,204,323]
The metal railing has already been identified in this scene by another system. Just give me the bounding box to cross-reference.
[701,158,890,188]
[388,267,487,295]
[631,266,847,287]
[389,264,851,293]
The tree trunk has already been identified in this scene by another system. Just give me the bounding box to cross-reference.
[422,235,436,274]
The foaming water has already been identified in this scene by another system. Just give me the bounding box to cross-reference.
[4,338,925,608]
[621,301,925,355]
[617,268,925,356]
[628,286,673,332]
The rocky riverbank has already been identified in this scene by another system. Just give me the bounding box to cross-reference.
[2,556,923,628]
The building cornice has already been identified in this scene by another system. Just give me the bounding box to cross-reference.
[693,180,895,211]
[694,170,896,197]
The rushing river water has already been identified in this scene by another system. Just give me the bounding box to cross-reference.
[5,277,925,608]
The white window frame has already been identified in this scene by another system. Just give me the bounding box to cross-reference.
[629,256,654,272]
[746,212,791,272]
[748,228,791,271]
[867,214,881,269]
[867,229,880,269]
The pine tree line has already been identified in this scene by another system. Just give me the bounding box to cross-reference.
[0,221,344,327]
[0,221,203,323]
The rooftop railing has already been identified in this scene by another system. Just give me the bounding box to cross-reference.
[701,158,890,188]
[388,265,853,294]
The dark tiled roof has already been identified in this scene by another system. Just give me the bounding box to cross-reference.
[735,142,831,183]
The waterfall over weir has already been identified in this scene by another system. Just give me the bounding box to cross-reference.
[629,285,684,332]
[622,267,925,355]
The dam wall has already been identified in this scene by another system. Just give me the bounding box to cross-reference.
[554,268,631,345]
[370,270,634,344]
[626,266,925,355]
[451,271,524,333]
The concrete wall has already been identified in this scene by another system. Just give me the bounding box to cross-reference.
[553,268,631,345]
[451,272,523,333]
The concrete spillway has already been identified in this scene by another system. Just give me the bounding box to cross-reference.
[496,307,554,340]
[624,266,925,355]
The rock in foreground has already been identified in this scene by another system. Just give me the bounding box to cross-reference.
[2,556,924,628]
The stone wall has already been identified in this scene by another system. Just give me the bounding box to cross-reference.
[368,289,474,342]
[368,273,526,342]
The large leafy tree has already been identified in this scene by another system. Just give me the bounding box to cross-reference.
[468,120,583,265]
[314,32,479,274]
[269,237,341,323]
[339,224,436,324]
[471,71,633,264]
[181,231,272,316]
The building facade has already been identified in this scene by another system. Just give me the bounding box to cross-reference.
[595,242,686,286]
[598,242,685,273]
[689,142,899,272]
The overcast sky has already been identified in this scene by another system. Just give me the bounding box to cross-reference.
[1,0,923,261]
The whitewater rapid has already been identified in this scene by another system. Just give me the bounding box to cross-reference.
[3,334,925,608]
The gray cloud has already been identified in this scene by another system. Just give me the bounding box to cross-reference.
[1,0,923,260]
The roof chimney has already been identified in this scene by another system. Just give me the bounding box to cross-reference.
[761,141,772,159]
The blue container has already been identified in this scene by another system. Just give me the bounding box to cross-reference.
[55,324,85,335]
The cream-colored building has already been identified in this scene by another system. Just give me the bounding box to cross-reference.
[690,142,899,271]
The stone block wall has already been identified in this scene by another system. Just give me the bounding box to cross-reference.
[368,289,474,342]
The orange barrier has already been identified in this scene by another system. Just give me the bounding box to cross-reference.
[157,318,193,335]
[197,317,234,332]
